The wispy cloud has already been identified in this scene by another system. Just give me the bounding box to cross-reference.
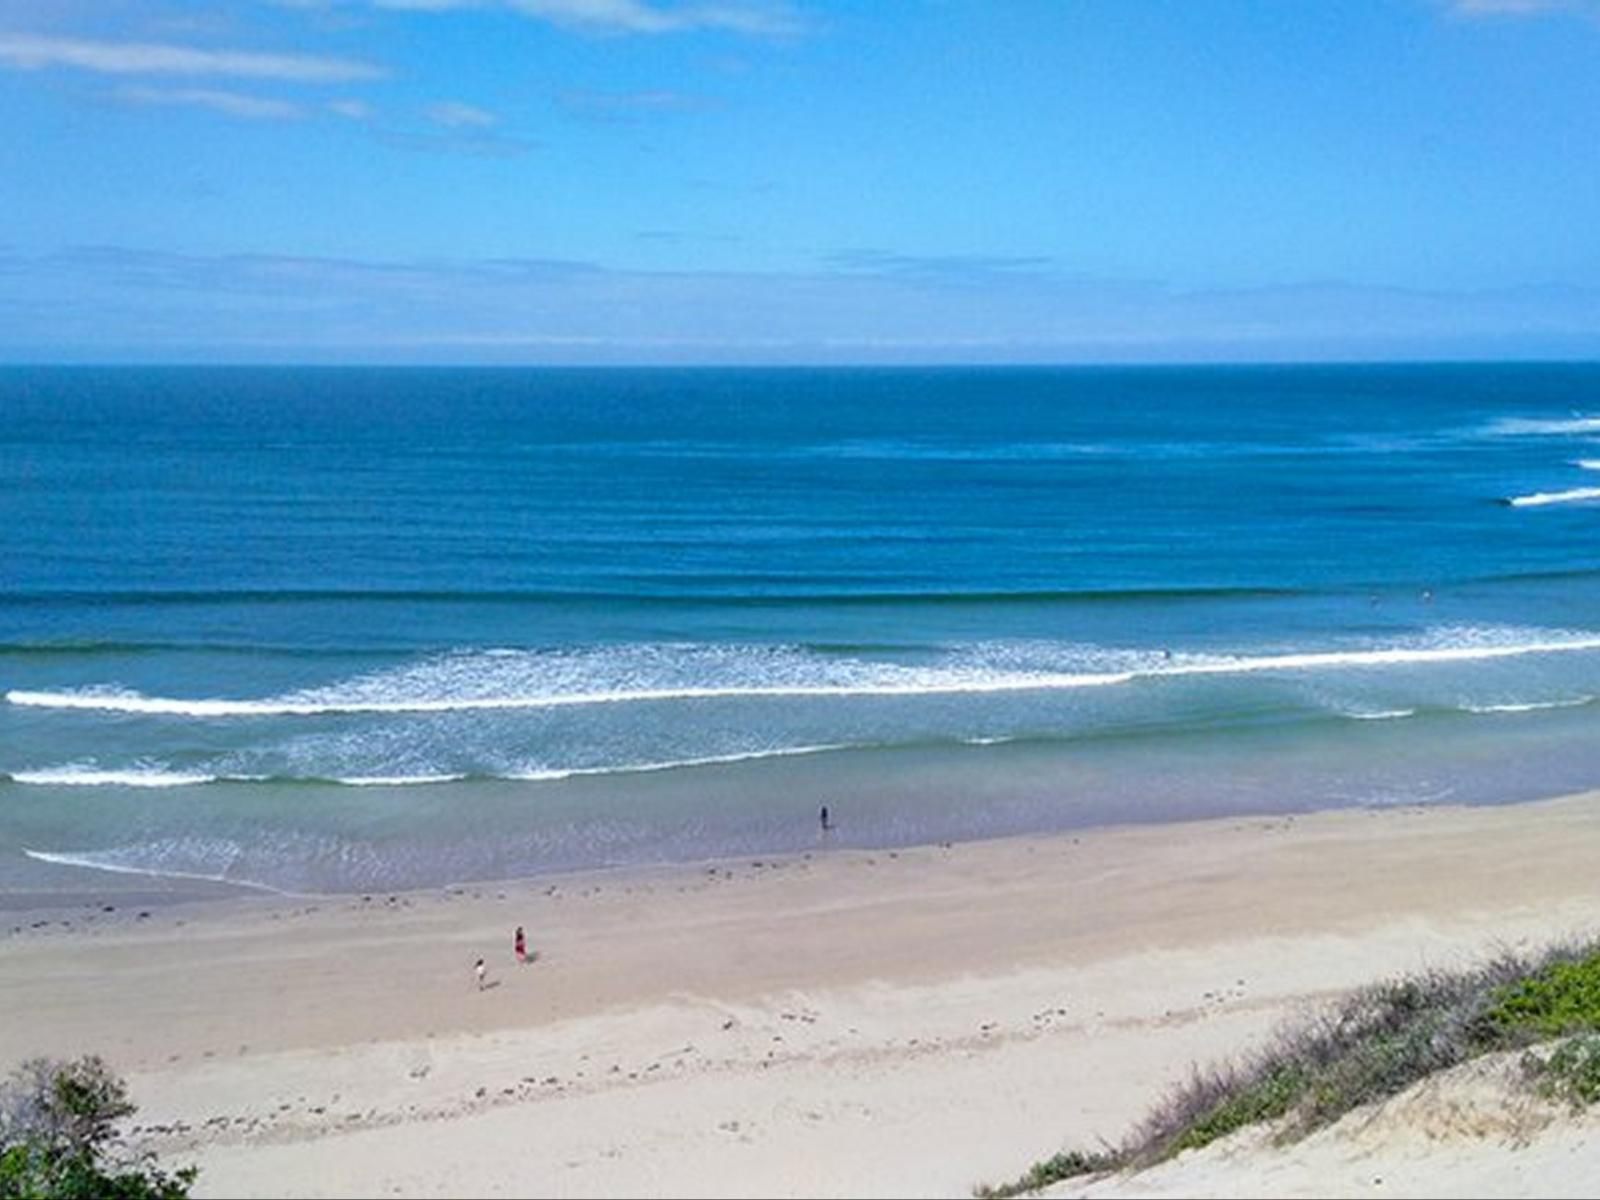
[374,126,535,156]
[114,86,307,120]
[827,249,1056,284]
[327,98,374,119]
[510,0,802,35]
[10,244,1599,364]
[0,32,384,81]
[426,99,497,127]
[280,0,804,36]
[1446,0,1599,16]
[634,229,741,244]
[555,87,716,120]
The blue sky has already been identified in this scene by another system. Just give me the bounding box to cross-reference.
[2,0,1599,363]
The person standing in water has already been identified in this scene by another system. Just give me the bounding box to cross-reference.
[819,804,833,833]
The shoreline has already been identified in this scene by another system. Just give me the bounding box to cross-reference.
[6,789,1600,1197]
[3,770,1597,921]
[5,757,1597,920]
[14,693,1600,902]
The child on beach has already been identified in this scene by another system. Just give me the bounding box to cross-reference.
[474,957,487,990]
[514,925,527,963]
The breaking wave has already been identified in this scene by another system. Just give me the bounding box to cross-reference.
[11,629,1600,719]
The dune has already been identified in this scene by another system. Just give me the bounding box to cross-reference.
[1052,1050,1600,1199]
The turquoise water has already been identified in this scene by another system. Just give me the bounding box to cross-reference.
[5,363,1600,894]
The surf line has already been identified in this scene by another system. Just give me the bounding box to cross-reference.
[11,635,1600,718]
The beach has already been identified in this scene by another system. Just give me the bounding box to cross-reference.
[5,790,1600,1198]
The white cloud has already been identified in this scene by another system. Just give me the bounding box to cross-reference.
[327,98,374,119]
[1447,0,1597,15]
[426,100,497,127]
[281,0,803,35]
[555,87,715,119]
[114,86,307,120]
[0,33,384,81]
[509,0,801,35]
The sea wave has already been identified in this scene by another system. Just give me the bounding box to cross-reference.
[1343,708,1416,721]
[11,628,1600,719]
[1461,697,1593,714]
[0,583,1300,608]
[1505,487,1600,508]
[505,743,850,781]
[1486,416,1600,436]
[7,766,216,788]
[4,744,855,789]
[329,773,471,787]
[20,846,292,893]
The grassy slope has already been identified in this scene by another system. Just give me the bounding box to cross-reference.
[976,938,1600,1199]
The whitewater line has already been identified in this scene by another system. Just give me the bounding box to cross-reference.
[20,848,297,895]
[11,635,1600,718]
[1507,487,1600,508]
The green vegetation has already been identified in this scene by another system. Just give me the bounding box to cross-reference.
[1526,1034,1600,1108]
[975,938,1600,1197]
[1484,951,1600,1037]
[972,1150,1114,1200]
[0,1056,195,1199]
[1164,1063,1305,1156]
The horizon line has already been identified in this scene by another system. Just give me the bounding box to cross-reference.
[3,355,1600,371]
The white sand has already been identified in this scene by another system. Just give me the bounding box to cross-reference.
[4,793,1600,1198]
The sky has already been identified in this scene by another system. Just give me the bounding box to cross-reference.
[2,0,1599,364]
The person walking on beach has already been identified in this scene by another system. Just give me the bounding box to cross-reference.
[514,925,527,964]
[474,957,487,991]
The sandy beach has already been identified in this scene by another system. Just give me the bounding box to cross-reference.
[5,792,1600,1198]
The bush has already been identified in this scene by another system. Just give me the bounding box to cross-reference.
[973,1149,1113,1199]
[0,1056,195,1200]
[1526,1034,1600,1109]
[1485,951,1600,1039]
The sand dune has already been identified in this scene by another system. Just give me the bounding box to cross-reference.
[1055,1050,1600,1199]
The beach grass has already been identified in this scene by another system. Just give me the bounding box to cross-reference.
[975,935,1600,1197]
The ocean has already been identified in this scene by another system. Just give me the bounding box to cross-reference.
[4,363,1600,897]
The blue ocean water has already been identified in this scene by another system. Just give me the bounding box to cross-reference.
[4,363,1600,895]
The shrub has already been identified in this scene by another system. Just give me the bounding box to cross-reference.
[0,1056,195,1200]
[1484,951,1600,1039]
[1526,1035,1600,1109]
[972,1149,1113,1199]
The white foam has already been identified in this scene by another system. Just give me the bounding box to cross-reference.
[20,847,292,893]
[1487,416,1600,436]
[1343,708,1416,721]
[1574,460,1600,471]
[12,630,1600,719]
[1462,696,1592,714]
[9,766,215,787]
[2,674,1134,716]
[505,743,851,782]
[334,773,470,787]
[1507,487,1600,508]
